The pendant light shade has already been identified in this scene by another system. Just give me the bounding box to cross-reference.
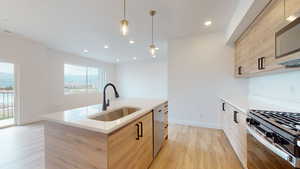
[120,0,129,36]
[149,10,157,56]
[149,44,156,56]
[120,19,128,36]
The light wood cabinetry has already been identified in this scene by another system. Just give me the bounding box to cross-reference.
[163,102,168,141]
[134,113,153,169]
[235,0,290,77]
[108,112,153,169]
[46,112,154,169]
[285,0,300,18]
[221,101,247,169]
[45,122,108,169]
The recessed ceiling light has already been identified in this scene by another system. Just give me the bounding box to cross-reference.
[204,21,212,26]
[116,58,120,62]
[129,40,135,44]
[286,15,297,22]
[83,49,89,53]
[104,45,109,49]
[133,57,137,60]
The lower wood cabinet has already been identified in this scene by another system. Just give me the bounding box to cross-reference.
[108,112,153,169]
[45,112,154,169]
[221,101,247,169]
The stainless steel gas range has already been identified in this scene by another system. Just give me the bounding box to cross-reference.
[247,110,300,169]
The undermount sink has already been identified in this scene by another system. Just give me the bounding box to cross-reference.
[89,107,140,121]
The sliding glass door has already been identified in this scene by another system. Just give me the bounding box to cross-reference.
[0,62,15,127]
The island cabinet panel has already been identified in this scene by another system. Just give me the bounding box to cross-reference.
[235,0,286,77]
[45,112,154,169]
[45,122,108,169]
[134,112,154,169]
[108,112,153,169]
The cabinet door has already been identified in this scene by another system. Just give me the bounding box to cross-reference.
[222,105,247,169]
[235,35,252,77]
[285,0,300,18]
[135,113,153,169]
[236,112,247,169]
[223,105,234,139]
[108,113,154,169]
[108,120,140,169]
[250,0,285,74]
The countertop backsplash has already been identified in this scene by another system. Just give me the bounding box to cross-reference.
[249,70,300,113]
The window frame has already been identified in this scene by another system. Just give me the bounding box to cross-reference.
[64,64,106,95]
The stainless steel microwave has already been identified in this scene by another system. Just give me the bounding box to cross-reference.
[276,17,300,67]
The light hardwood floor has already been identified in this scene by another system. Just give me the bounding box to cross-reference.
[0,123,243,169]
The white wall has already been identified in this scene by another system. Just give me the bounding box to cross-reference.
[116,59,168,99]
[0,32,116,124]
[249,71,300,112]
[168,32,248,129]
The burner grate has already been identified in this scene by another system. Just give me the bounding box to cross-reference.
[253,110,300,132]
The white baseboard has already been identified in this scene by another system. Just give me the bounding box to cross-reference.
[169,118,221,129]
[19,116,43,125]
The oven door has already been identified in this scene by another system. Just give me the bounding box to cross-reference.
[247,126,296,169]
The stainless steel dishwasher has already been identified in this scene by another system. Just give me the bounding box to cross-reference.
[153,104,164,157]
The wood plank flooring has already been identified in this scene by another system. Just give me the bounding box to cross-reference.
[150,125,243,169]
[0,123,243,169]
[0,123,45,169]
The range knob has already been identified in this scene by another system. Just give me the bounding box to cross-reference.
[246,118,251,123]
[246,118,260,126]
[273,135,289,145]
[265,132,273,138]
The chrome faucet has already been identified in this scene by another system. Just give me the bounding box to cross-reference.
[102,83,119,111]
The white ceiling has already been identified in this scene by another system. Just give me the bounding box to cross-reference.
[0,0,239,63]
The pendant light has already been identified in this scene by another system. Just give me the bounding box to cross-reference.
[120,0,129,36]
[149,10,157,57]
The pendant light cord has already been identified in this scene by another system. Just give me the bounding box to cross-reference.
[284,0,286,18]
[124,0,126,19]
[152,14,154,45]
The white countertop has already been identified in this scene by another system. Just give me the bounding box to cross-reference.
[43,98,167,134]
[220,96,300,114]
[219,96,249,114]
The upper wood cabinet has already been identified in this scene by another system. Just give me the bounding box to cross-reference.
[285,0,300,18]
[235,0,289,77]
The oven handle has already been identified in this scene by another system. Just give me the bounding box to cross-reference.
[247,126,291,162]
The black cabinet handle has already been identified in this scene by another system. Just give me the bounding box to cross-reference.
[222,102,225,111]
[261,57,265,70]
[258,57,265,70]
[139,122,143,138]
[233,111,239,124]
[238,66,242,75]
[136,124,140,140]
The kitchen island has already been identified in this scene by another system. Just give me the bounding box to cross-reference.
[43,99,168,169]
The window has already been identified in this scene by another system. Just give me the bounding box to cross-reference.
[64,64,105,94]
